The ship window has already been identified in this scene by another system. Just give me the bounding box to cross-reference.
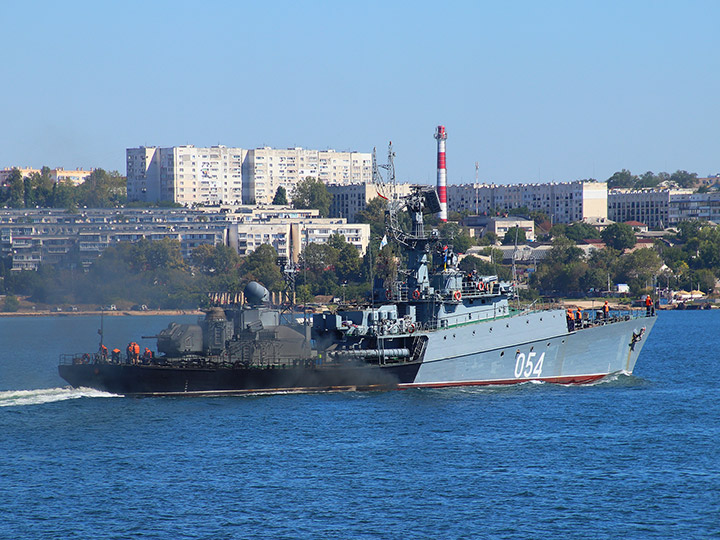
[500,351,504,356]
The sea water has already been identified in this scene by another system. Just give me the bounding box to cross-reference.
[0,311,718,539]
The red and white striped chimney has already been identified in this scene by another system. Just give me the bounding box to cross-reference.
[434,125,448,222]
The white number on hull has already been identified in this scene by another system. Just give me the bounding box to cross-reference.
[513,351,545,379]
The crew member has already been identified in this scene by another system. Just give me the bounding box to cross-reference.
[603,300,610,321]
[645,294,653,316]
[133,342,141,364]
[566,308,575,331]
[143,347,153,364]
[111,348,121,363]
[575,307,583,328]
[99,344,108,361]
[126,342,133,363]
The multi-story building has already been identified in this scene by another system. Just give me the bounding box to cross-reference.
[608,189,675,228]
[242,148,372,205]
[668,191,720,224]
[327,182,414,222]
[462,216,535,242]
[127,146,371,207]
[447,181,608,224]
[228,217,370,262]
[127,146,246,206]
[0,208,227,271]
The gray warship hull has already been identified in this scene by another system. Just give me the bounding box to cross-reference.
[59,308,655,396]
[405,308,654,388]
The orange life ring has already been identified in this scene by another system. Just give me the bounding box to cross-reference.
[477,281,485,292]
[413,289,421,300]
[453,290,462,301]
[408,323,416,334]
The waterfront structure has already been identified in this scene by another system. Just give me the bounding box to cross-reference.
[447,181,608,224]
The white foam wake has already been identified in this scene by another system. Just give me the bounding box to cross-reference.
[0,387,120,407]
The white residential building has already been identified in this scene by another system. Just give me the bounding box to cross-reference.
[447,181,608,224]
[128,146,372,207]
[243,148,372,205]
[127,146,246,206]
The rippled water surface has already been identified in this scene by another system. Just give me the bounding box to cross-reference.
[1,311,718,539]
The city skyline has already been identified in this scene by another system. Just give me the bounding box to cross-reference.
[2,1,720,185]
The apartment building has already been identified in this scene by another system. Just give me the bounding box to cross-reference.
[127,146,371,207]
[327,182,414,222]
[0,208,227,271]
[668,191,720,224]
[243,148,372,205]
[228,217,370,262]
[126,146,246,206]
[447,181,608,224]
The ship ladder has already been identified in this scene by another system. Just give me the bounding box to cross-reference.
[410,336,428,362]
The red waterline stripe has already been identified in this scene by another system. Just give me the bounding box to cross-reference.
[399,374,607,389]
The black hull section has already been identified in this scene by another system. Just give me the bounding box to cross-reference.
[58,362,422,396]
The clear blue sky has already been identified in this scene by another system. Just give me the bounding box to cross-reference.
[2,0,719,185]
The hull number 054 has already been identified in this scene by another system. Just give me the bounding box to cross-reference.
[514,351,545,379]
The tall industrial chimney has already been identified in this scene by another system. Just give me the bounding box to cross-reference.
[434,125,448,222]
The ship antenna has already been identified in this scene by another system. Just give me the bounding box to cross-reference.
[98,308,104,349]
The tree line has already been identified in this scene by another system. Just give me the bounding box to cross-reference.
[1,167,127,209]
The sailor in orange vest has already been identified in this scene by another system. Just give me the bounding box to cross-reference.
[645,294,653,316]
[575,307,583,328]
[603,300,610,321]
[99,344,108,361]
[111,348,121,363]
[566,308,575,331]
[133,342,141,364]
[143,347,153,364]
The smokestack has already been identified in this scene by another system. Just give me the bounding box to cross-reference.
[434,125,448,222]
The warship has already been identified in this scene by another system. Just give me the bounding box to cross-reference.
[58,185,656,397]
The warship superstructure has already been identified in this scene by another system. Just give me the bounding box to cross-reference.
[58,185,656,396]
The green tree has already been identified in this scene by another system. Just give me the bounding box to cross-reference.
[241,244,284,291]
[292,177,332,217]
[670,170,697,189]
[356,197,388,240]
[77,169,127,207]
[3,294,19,312]
[601,223,636,251]
[502,226,527,245]
[607,169,638,189]
[565,222,600,242]
[4,168,25,208]
[192,244,241,275]
[272,186,288,205]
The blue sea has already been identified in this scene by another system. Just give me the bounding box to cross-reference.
[1,311,718,539]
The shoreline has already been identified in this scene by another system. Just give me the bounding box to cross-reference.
[0,309,203,318]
